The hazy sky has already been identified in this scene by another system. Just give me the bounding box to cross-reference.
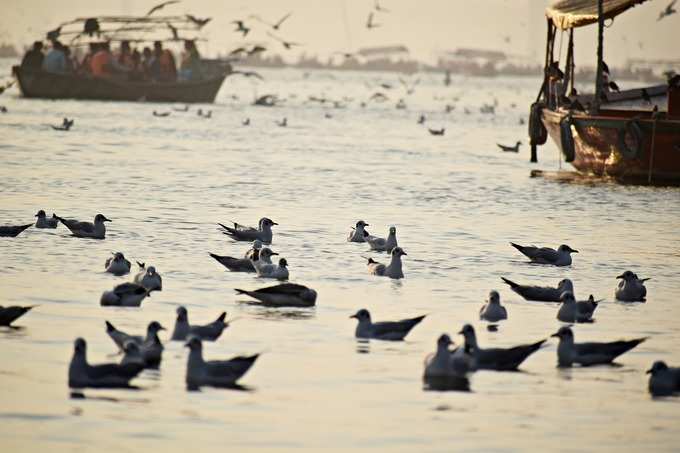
[1,0,678,67]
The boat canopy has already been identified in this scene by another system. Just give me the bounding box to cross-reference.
[546,0,649,30]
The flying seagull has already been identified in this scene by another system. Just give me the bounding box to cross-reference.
[232,20,250,37]
[147,1,180,16]
[267,32,301,50]
[366,12,381,29]
[658,0,677,20]
[186,14,211,28]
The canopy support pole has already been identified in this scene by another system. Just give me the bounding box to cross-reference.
[593,0,604,113]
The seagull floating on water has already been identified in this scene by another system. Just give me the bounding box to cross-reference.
[350,309,425,341]
[185,336,259,389]
[497,141,521,152]
[105,252,131,276]
[552,326,646,367]
[365,226,398,252]
[69,338,143,388]
[510,242,578,266]
[235,283,317,307]
[647,361,680,396]
[105,320,165,367]
[0,223,32,237]
[366,247,407,279]
[501,277,574,302]
[100,282,150,307]
[133,263,162,292]
[556,291,597,323]
[347,220,370,243]
[171,307,229,341]
[658,0,677,21]
[615,270,649,302]
[0,305,36,326]
[54,213,110,239]
[424,334,472,390]
[252,249,289,280]
[34,210,58,228]
[210,240,265,272]
[479,290,508,322]
[428,127,445,136]
[218,217,277,244]
[51,118,74,131]
[457,324,545,371]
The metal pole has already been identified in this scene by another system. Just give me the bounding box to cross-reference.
[593,0,604,113]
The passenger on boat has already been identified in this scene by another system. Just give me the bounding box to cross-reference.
[179,40,203,81]
[141,47,153,79]
[42,41,68,74]
[91,42,129,78]
[150,41,177,82]
[77,43,99,75]
[117,40,134,69]
[63,46,75,73]
[20,41,44,71]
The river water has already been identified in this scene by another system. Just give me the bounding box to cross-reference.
[1,60,679,452]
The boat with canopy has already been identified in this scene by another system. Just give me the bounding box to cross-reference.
[529,0,680,184]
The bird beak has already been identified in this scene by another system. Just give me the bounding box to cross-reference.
[34,214,39,217]
[402,251,408,256]
[349,314,357,319]
[159,326,166,331]
[457,330,463,335]
[270,252,279,256]
[271,222,278,226]
[364,223,369,226]
[616,274,624,279]
[645,368,652,374]
[640,278,651,282]
[104,217,112,222]
[571,249,579,253]
[550,333,560,338]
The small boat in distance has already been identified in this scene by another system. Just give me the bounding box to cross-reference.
[529,0,680,185]
[12,14,231,103]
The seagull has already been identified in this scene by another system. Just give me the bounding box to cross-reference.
[615,270,649,302]
[242,118,251,126]
[197,109,212,119]
[100,282,150,307]
[347,220,370,242]
[417,114,426,124]
[658,0,677,20]
[365,226,398,252]
[69,338,143,389]
[105,252,131,276]
[277,117,288,127]
[267,32,301,50]
[647,361,680,396]
[551,326,646,367]
[0,305,36,326]
[510,242,577,266]
[232,20,250,37]
[105,321,165,367]
[374,0,390,13]
[34,210,58,228]
[350,309,425,341]
[235,283,317,307]
[51,118,74,131]
[185,336,259,389]
[166,23,179,41]
[428,127,445,136]
[252,251,289,280]
[171,307,229,341]
[153,110,170,117]
[366,247,407,279]
[120,342,145,367]
[556,291,597,323]
[497,141,521,152]
[146,0,179,16]
[54,213,110,239]
[366,12,381,29]
[133,263,162,292]
[173,105,189,112]
[218,217,277,244]
[210,240,266,272]
[479,290,508,322]
[0,223,32,237]
[608,81,621,93]
[457,324,545,371]
[247,45,266,56]
[500,277,574,302]
[186,14,211,28]
[424,334,473,380]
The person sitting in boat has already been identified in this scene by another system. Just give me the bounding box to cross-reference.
[63,46,75,73]
[42,40,68,74]
[141,47,153,79]
[179,39,203,81]
[77,42,98,75]
[117,40,134,70]
[20,41,44,71]
[91,42,130,78]
[150,41,177,82]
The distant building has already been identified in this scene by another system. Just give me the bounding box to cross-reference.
[0,43,19,58]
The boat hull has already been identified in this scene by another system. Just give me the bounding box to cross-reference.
[542,108,680,184]
[12,66,226,103]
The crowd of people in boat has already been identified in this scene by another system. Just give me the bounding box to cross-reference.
[20,39,203,82]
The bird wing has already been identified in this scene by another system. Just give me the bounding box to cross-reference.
[372,315,425,338]
[113,283,146,297]
[205,354,259,380]
[274,12,292,27]
[0,224,32,237]
[87,362,143,380]
[254,283,308,295]
[0,306,34,325]
[575,339,645,364]
[478,340,546,370]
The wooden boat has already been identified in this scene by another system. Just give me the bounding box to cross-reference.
[12,66,226,103]
[12,14,230,103]
[530,0,680,185]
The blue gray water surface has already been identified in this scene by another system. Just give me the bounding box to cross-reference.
[1,61,679,452]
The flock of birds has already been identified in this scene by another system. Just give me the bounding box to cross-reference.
[2,209,677,397]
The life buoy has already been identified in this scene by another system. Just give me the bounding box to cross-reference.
[529,102,548,146]
[617,119,643,159]
[560,114,575,162]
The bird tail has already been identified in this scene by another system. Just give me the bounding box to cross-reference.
[234,288,248,295]
[500,277,519,289]
[209,253,223,262]
[53,214,67,225]
[105,320,116,333]
[510,242,527,255]
[216,312,227,323]
[136,261,145,268]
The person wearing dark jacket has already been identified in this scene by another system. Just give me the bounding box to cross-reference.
[21,41,44,70]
